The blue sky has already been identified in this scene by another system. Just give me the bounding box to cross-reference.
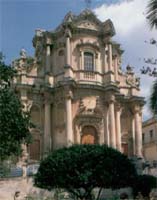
[1,0,118,64]
[1,0,157,119]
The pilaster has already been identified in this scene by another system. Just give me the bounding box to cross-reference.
[64,28,73,79]
[46,44,51,73]
[19,90,29,172]
[108,95,116,148]
[104,105,109,146]
[104,44,108,73]
[133,105,143,157]
[131,116,136,156]
[65,89,73,146]
[114,55,119,82]
[108,43,113,72]
[115,103,122,152]
[44,93,52,155]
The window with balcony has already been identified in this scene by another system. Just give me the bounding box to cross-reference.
[84,52,94,71]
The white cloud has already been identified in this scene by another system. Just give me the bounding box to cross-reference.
[94,0,157,121]
[95,0,145,36]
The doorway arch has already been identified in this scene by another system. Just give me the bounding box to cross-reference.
[81,126,98,144]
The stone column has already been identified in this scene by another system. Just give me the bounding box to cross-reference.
[76,125,81,144]
[131,117,136,156]
[46,45,51,72]
[44,101,51,155]
[64,29,73,79]
[114,56,119,81]
[65,91,73,146]
[20,97,29,177]
[80,50,84,79]
[80,50,83,70]
[104,45,108,72]
[65,30,71,66]
[134,106,143,157]
[115,104,122,152]
[108,43,113,71]
[96,52,101,73]
[104,106,110,146]
[109,96,116,148]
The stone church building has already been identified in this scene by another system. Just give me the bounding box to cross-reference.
[13,9,144,161]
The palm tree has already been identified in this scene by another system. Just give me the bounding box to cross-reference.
[150,79,157,115]
[146,0,157,29]
[146,1,157,116]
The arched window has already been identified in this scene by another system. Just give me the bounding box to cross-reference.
[84,52,94,71]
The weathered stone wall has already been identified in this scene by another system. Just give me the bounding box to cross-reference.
[0,177,133,200]
[0,177,54,200]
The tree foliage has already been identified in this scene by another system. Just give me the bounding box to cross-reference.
[145,1,157,116]
[146,0,157,29]
[133,174,157,197]
[150,79,157,115]
[35,144,137,200]
[0,53,32,161]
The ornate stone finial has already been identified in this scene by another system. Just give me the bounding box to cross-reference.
[35,29,46,37]
[126,66,140,87]
[63,11,74,23]
[126,64,134,73]
[20,48,27,59]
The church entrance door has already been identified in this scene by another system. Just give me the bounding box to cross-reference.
[81,126,98,144]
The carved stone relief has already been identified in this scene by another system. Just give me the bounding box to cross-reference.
[77,20,98,31]
[126,66,140,87]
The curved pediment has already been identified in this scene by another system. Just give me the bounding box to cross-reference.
[75,9,102,29]
[102,19,116,36]
[56,9,102,32]
[55,9,116,37]
[77,20,99,31]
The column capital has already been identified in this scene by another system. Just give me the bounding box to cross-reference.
[65,28,72,38]
[44,92,52,104]
[65,90,73,100]
[103,94,115,105]
[115,103,123,113]
[46,37,52,45]
[132,105,142,114]
[108,94,115,103]
[107,41,113,45]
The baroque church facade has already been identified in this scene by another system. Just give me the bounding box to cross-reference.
[13,10,145,161]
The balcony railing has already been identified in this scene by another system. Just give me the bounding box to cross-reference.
[14,70,104,87]
[75,70,103,84]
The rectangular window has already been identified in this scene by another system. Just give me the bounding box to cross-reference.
[29,139,40,160]
[84,52,94,71]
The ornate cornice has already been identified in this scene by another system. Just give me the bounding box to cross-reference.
[76,42,100,51]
